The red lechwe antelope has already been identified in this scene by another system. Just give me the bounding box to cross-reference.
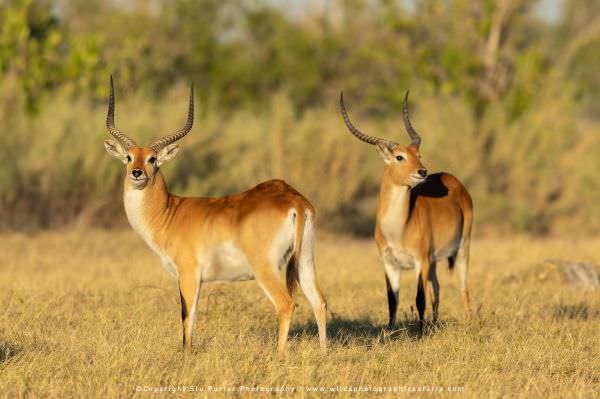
[103,78,327,352]
[339,91,473,333]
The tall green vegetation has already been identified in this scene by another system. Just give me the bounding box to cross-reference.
[0,0,599,234]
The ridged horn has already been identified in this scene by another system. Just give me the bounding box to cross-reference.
[106,76,138,149]
[150,84,194,151]
[402,91,421,148]
[339,92,397,149]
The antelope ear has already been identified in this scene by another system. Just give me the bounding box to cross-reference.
[104,140,128,164]
[156,143,180,166]
[375,141,395,165]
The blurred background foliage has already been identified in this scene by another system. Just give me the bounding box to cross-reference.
[0,0,599,235]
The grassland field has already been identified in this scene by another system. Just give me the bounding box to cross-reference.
[0,230,598,398]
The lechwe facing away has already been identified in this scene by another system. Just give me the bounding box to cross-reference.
[339,91,473,333]
[103,78,327,352]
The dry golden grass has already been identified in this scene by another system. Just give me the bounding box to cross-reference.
[0,230,598,398]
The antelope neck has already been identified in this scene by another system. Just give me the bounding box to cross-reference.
[377,173,412,239]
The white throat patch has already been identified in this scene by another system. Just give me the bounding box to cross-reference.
[380,185,410,243]
[123,187,177,277]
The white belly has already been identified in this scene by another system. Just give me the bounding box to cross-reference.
[383,245,416,270]
[200,242,255,282]
[383,241,461,272]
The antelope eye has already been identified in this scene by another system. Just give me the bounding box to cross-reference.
[148,156,156,164]
[126,155,132,162]
[395,155,404,161]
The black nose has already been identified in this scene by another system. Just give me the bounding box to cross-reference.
[132,169,143,178]
[418,168,428,178]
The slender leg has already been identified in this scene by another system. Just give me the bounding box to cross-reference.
[455,241,472,319]
[276,297,295,352]
[298,256,327,351]
[296,212,327,351]
[178,269,202,352]
[427,262,440,323]
[415,258,428,336]
[383,262,401,329]
[262,280,294,352]
[251,257,295,352]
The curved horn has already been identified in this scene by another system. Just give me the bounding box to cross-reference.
[339,92,397,149]
[402,91,421,148]
[150,84,194,151]
[106,76,138,149]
